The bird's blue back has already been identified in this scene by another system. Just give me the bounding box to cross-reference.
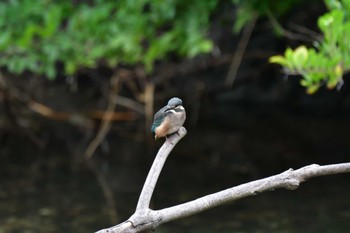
[151,106,168,133]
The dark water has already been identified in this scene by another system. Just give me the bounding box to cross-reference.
[1,105,350,233]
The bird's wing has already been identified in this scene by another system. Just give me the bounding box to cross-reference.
[151,106,172,133]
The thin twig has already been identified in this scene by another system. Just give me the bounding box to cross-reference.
[225,15,258,87]
[266,10,318,42]
[288,22,322,41]
[84,75,119,159]
[113,95,145,114]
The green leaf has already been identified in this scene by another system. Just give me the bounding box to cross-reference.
[292,46,308,69]
[233,7,254,33]
[65,61,77,75]
[324,0,342,10]
[269,55,288,66]
[285,47,294,61]
[327,64,343,89]
[318,12,335,32]
[300,79,309,87]
[306,84,320,94]
[45,65,56,80]
[0,32,11,50]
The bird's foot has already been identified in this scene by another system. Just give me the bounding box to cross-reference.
[165,130,182,145]
[165,136,174,145]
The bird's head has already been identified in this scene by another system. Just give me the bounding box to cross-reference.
[167,97,183,108]
[164,97,185,115]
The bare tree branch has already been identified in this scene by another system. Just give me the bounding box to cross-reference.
[158,163,350,223]
[95,128,350,233]
[136,127,187,211]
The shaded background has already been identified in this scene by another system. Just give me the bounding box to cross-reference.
[1,1,350,233]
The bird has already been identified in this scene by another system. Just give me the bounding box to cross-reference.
[151,97,186,140]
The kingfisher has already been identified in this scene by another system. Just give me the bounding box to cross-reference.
[151,97,186,140]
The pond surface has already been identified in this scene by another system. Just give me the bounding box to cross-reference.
[1,104,350,233]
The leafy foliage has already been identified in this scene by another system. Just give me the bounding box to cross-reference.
[270,0,350,94]
[0,0,216,79]
[3,0,343,93]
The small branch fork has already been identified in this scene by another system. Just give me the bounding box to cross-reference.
[96,127,350,233]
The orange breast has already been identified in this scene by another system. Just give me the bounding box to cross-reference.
[155,117,170,139]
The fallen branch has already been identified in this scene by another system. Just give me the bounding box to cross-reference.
[96,127,350,233]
